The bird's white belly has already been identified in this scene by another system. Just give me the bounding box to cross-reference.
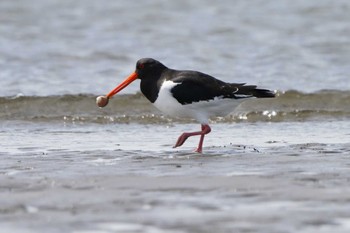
[153,80,246,124]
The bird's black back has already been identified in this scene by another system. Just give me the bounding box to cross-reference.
[169,70,275,105]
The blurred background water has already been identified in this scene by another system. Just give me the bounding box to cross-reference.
[1,0,350,96]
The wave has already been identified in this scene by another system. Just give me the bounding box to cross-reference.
[1,90,349,124]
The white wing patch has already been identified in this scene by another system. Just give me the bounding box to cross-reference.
[234,94,254,98]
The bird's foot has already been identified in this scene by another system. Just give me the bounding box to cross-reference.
[173,133,190,148]
[194,147,202,153]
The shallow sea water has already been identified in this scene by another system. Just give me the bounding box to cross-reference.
[1,0,350,232]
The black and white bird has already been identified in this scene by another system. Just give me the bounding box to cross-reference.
[101,58,275,153]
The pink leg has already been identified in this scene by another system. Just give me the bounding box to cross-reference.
[173,124,211,153]
[195,125,211,153]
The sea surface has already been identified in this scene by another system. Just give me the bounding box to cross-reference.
[1,0,350,233]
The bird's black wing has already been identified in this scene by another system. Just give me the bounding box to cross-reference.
[168,70,245,105]
[168,70,275,105]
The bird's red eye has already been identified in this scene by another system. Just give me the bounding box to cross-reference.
[138,63,144,69]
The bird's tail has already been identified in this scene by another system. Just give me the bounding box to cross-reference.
[251,88,275,98]
[236,85,275,98]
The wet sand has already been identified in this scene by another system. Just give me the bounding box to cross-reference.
[1,122,350,233]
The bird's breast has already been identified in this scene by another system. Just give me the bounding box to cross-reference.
[153,80,183,116]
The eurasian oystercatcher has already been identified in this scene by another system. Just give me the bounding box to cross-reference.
[97,58,275,153]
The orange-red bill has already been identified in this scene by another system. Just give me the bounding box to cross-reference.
[106,72,138,98]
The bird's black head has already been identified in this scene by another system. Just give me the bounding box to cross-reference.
[104,58,167,101]
[135,58,167,79]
